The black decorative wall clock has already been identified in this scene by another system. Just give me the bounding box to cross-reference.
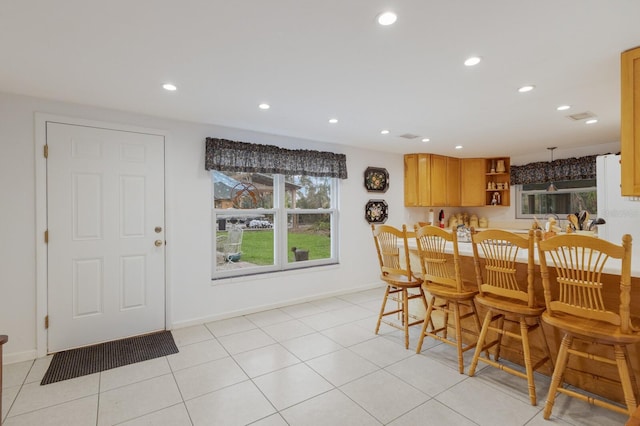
[364,167,389,192]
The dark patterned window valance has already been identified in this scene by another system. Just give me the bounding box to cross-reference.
[510,155,597,185]
[205,138,348,179]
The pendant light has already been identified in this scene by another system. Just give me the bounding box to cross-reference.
[547,147,558,192]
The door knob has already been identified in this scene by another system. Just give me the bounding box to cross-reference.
[154,240,163,247]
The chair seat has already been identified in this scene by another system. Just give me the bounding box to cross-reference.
[381,273,423,288]
[424,281,477,300]
[475,294,546,317]
[542,311,640,345]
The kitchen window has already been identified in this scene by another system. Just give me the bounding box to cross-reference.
[515,179,597,220]
[211,171,339,279]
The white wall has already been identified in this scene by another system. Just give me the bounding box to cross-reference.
[0,91,406,362]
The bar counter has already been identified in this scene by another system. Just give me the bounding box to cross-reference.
[403,235,640,406]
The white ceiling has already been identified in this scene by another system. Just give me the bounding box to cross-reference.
[1,1,639,157]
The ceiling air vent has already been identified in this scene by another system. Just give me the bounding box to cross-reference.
[566,111,596,121]
[399,133,420,139]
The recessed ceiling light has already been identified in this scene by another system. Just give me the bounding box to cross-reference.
[258,103,270,110]
[421,138,430,142]
[455,145,463,150]
[380,129,390,135]
[377,11,397,26]
[585,119,598,124]
[518,85,535,93]
[464,56,481,67]
[557,105,571,111]
[328,118,338,124]
[162,83,177,91]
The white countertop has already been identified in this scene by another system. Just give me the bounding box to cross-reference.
[404,234,640,278]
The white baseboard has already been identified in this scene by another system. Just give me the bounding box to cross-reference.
[171,282,382,330]
[3,349,38,365]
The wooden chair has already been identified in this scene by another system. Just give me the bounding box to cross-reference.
[1,334,7,425]
[468,229,553,405]
[536,231,639,418]
[414,224,484,373]
[371,224,428,349]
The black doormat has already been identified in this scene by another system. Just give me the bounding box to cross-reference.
[41,330,178,385]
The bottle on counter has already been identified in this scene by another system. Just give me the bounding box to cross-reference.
[439,209,445,228]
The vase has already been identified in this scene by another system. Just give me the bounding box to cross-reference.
[496,160,506,173]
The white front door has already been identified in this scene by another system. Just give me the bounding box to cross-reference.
[46,122,165,352]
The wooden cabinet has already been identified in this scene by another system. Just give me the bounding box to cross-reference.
[460,158,486,206]
[484,157,510,206]
[446,157,461,206]
[430,154,448,206]
[404,154,419,206]
[621,46,640,196]
[404,154,460,207]
[404,154,430,206]
[407,154,509,207]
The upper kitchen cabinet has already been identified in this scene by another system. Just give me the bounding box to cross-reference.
[406,154,508,207]
[460,158,486,206]
[429,155,461,206]
[446,157,461,206]
[621,46,640,196]
[404,154,460,207]
[404,153,425,206]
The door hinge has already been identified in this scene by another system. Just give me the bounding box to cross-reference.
[45,315,49,329]
[44,230,49,243]
[44,144,48,158]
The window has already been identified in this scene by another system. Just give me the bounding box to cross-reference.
[211,171,339,279]
[515,179,597,220]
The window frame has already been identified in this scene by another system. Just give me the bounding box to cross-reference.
[211,173,340,280]
[515,180,597,220]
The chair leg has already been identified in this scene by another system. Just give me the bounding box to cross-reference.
[520,317,537,406]
[402,288,410,349]
[375,285,391,335]
[416,296,436,353]
[624,345,640,403]
[443,301,450,340]
[453,302,465,374]
[615,345,638,414]
[469,308,493,377]
[469,300,490,360]
[538,318,554,371]
[544,334,573,419]
[419,287,434,331]
[494,314,505,362]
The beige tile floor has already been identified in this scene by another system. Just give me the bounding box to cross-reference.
[1,287,631,425]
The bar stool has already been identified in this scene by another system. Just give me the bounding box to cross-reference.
[371,224,428,349]
[537,231,639,417]
[414,224,483,374]
[468,229,553,406]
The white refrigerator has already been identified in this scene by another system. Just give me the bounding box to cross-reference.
[596,154,640,246]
